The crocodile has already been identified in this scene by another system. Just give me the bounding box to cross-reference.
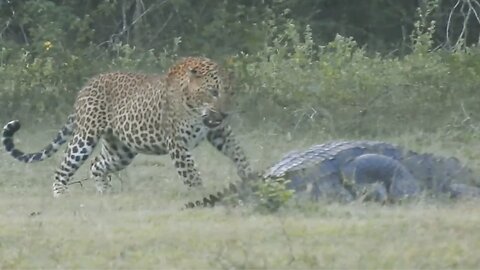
[184,140,480,208]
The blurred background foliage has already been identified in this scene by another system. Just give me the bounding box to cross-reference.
[1,0,480,138]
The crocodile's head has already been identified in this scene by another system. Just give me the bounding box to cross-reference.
[403,153,475,192]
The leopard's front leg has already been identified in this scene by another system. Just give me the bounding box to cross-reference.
[168,138,203,187]
[207,125,255,181]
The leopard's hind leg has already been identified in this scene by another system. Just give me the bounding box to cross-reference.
[90,134,137,194]
[52,132,99,197]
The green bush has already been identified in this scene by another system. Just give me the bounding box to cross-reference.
[233,6,480,136]
[1,0,480,139]
[253,179,295,213]
[0,41,178,123]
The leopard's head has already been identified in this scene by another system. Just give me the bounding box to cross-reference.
[167,57,235,128]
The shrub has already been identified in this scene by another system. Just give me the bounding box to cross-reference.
[253,179,295,213]
[232,5,480,137]
[1,0,480,139]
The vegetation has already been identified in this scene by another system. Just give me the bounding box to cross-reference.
[2,0,480,268]
[0,0,479,137]
[2,131,480,269]
[3,192,480,269]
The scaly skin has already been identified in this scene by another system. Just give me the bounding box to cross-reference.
[185,140,479,208]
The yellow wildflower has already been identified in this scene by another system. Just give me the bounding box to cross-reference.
[43,41,53,51]
[226,56,235,66]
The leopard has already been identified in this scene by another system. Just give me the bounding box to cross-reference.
[2,56,253,197]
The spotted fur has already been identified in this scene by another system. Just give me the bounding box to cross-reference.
[2,57,253,197]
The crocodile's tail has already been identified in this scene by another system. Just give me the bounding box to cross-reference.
[2,114,76,163]
[184,182,242,209]
[184,171,266,209]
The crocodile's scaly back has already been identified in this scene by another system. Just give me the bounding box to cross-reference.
[263,141,364,179]
[263,140,406,179]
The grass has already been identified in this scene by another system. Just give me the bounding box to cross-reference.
[1,123,480,269]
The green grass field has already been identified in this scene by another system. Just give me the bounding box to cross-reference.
[1,125,480,269]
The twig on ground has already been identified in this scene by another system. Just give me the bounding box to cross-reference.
[68,178,90,188]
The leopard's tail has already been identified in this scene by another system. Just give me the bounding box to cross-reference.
[2,114,76,163]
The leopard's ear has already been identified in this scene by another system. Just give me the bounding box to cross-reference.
[186,66,201,91]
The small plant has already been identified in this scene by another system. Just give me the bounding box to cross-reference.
[253,178,295,213]
[410,0,438,54]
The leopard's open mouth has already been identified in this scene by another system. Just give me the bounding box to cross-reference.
[202,117,223,128]
[202,110,227,128]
